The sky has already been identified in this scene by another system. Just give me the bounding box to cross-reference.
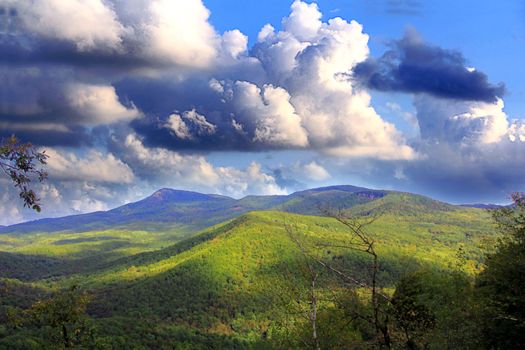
[1,0,524,224]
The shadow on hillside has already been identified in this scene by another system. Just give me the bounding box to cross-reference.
[0,251,68,281]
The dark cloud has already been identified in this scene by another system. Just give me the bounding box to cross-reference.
[118,76,307,152]
[403,141,525,203]
[0,127,92,147]
[353,30,505,102]
[0,37,148,69]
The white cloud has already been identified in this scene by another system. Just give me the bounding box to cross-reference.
[215,163,287,198]
[414,95,510,144]
[251,2,416,159]
[221,30,248,59]
[115,133,285,197]
[142,0,219,67]
[18,0,125,50]
[165,110,216,140]
[303,161,331,181]
[231,82,309,147]
[283,0,322,42]
[66,83,141,124]
[46,148,135,183]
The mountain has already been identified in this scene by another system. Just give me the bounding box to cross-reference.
[460,203,504,209]
[0,186,496,349]
[0,185,454,235]
[0,189,238,234]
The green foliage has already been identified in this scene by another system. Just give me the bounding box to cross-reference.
[475,193,525,349]
[1,285,96,349]
[0,192,500,348]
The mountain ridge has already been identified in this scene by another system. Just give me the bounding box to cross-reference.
[0,185,470,234]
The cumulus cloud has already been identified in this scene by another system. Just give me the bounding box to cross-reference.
[66,83,141,124]
[231,81,309,147]
[2,0,524,223]
[46,148,135,183]
[303,161,331,181]
[141,0,219,67]
[110,133,286,197]
[390,93,525,202]
[123,1,416,159]
[2,0,417,159]
[414,95,510,144]
[353,29,505,102]
[15,0,126,51]
[165,110,216,140]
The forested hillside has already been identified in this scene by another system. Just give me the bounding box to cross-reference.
[0,187,522,349]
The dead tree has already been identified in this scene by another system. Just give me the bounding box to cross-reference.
[284,208,393,349]
[285,222,322,350]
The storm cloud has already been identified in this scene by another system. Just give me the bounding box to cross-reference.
[353,30,505,102]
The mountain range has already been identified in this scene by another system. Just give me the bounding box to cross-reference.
[0,184,498,348]
[1,185,469,235]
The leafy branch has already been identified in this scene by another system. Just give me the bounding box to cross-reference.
[0,135,48,212]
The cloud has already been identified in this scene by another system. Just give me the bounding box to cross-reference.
[66,83,141,124]
[231,81,309,147]
[282,0,322,42]
[353,29,505,102]
[2,0,524,223]
[394,94,525,201]
[110,132,286,197]
[303,161,331,181]
[2,0,417,159]
[414,95,510,144]
[46,148,135,183]
[141,0,219,67]
[165,109,216,140]
[15,0,126,51]
[124,2,416,159]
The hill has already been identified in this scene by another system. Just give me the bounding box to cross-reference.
[0,185,498,348]
[1,205,493,348]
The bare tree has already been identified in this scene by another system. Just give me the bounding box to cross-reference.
[284,208,393,349]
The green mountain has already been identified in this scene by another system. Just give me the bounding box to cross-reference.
[0,185,427,235]
[0,185,496,348]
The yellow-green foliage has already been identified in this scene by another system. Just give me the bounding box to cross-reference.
[0,205,495,348]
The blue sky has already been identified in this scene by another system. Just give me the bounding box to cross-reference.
[1,0,524,224]
[205,0,525,116]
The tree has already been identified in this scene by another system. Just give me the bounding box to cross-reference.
[7,285,94,348]
[391,272,436,349]
[476,192,525,349]
[284,210,394,349]
[285,222,322,350]
[0,135,48,212]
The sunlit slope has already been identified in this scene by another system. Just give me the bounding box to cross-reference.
[61,207,492,338]
[0,190,492,283]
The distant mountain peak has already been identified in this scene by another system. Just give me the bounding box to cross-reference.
[146,188,228,202]
[0,184,489,235]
